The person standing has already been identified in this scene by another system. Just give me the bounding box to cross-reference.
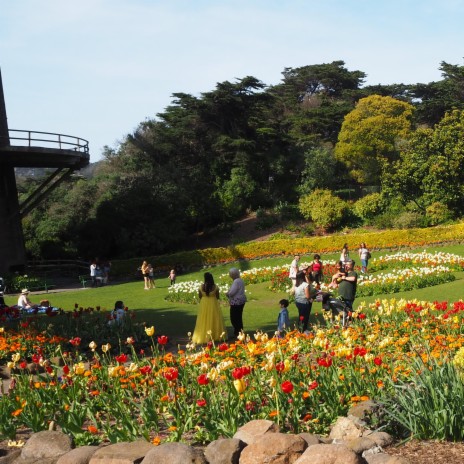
[340,244,350,268]
[291,271,315,333]
[192,273,226,344]
[90,260,98,287]
[169,268,176,286]
[148,264,156,288]
[141,261,151,290]
[310,254,323,289]
[358,242,370,273]
[226,268,247,338]
[337,260,358,311]
[277,299,291,337]
[289,254,300,285]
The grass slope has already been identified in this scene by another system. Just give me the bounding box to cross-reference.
[4,244,464,340]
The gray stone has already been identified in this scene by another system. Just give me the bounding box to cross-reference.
[204,438,245,464]
[89,440,153,464]
[56,446,99,464]
[298,433,321,446]
[343,436,377,454]
[363,452,411,464]
[362,431,395,448]
[329,417,365,441]
[19,431,72,461]
[348,400,378,421]
[239,432,307,464]
[141,442,206,464]
[233,419,280,445]
[0,449,21,464]
[293,443,364,464]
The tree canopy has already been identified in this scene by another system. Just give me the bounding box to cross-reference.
[20,60,464,261]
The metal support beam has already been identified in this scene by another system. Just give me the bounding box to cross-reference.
[19,167,74,218]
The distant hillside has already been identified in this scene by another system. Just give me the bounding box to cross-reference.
[15,161,102,180]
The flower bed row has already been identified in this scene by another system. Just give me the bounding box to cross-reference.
[1,298,464,445]
[109,223,464,276]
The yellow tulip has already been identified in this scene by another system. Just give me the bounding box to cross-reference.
[145,326,155,337]
[73,362,86,375]
[12,353,20,363]
[234,379,246,394]
[89,341,97,351]
[101,343,111,353]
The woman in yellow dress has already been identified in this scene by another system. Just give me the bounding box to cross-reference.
[192,272,226,344]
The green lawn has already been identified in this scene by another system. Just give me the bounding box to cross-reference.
[4,244,464,341]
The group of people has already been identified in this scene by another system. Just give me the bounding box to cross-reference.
[140,262,178,290]
[286,242,371,333]
[90,260,111,287]
[191,267,247,344]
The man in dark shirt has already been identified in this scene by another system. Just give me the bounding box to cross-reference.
[337,260,357,311]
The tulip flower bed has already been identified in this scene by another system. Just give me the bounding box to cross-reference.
[165,281,231,304]
[351,266,456,297]
[370,251,464,271]
[1,298,464,445]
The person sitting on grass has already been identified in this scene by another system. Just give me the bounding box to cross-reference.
[109,300,127,325]
[17,289,37,310]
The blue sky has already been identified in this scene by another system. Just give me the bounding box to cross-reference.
[1,0,463,162]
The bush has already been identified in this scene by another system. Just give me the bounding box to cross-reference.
[255,208,279,230]
[426,202,453,226]
[298,189,348,230]
[273,202,301,221]
[393,211,427,229]
[354,193,385,221]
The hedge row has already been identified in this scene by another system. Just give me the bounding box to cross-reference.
[110,222,464,277]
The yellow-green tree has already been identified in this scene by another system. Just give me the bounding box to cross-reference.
[335,95,414,185]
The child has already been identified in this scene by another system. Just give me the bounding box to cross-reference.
[169,269,176,286]
[328,261,345,289]
[310,254,323,289]
[109,300,126,325]
[277,299,291,337]
[148,264,155,288]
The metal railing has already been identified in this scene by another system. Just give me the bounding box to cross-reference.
[0,129,89,153]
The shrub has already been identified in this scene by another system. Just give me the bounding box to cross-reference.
[426,202,453,226]
[354,193,385,221]
[298,189,348,230]
[255,208,279,230]
[393,211,426,229]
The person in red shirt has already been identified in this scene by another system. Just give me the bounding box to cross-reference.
[310,254,323,289]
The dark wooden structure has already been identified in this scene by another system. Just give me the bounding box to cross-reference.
[0,69,90,275]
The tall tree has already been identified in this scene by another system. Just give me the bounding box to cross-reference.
[384,109,464,215]
[335,95,414,185]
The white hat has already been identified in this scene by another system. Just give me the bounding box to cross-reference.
[21,288,29,294]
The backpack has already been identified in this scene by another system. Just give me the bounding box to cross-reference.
[367,251,372,259]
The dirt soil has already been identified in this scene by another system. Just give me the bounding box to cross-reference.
[190,213,289,250]
[384,439,464,463]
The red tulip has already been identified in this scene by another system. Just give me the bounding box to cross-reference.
[115,354,128,364]
[281,380,294,394]
[157,336,169,345]
[163,367,178,381]
[196,399,207,407]
[197,374,209,385]
[69,337,81,346]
